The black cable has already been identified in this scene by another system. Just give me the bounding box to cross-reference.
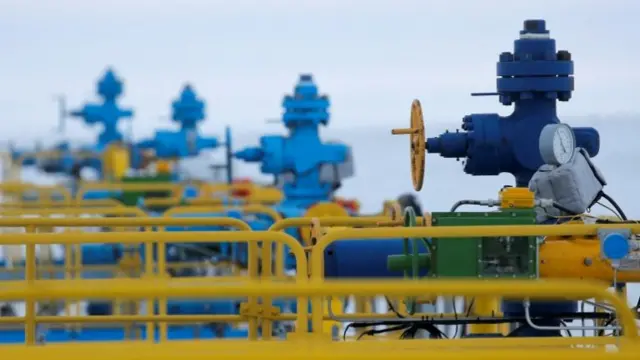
[451,298,459,338]
[600,192,628,221]
[385,296,405,318]
[460,297,475,338]
[357,324,409,340]
[560,320,573,337]
[552,202,579,216]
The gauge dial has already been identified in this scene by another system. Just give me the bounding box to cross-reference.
[539,123,576,166]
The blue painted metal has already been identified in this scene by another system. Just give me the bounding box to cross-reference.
[323,21,594,334]
[425,19,599,187]
[69,68,134,151]
[0,327,248,343]
[324,240,428,278]
[135,84,220,159]
[234,74,352,208]
[602,232,631,260]
[12,68,134,176]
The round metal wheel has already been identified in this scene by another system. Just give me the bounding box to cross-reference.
[392,100,426,191]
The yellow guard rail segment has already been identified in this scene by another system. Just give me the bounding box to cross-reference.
[0,280,638,359]
[3,344,640,360]
[0,230,307,343]
[0,206,145,217]
[308,224,640,336]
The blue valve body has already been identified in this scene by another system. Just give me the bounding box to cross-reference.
[135,84,220,161]
[426,19,600,187]
[234,74,351,208]
[70,68,134,149]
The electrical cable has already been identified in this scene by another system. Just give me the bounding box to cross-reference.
[600,192,628,221]
[596,201,622,220]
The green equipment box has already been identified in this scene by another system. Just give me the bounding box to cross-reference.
[430,210,537,279]
[116,174,174,207]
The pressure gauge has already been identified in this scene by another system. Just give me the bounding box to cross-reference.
[539,123,576,166]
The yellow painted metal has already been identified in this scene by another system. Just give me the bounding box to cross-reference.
[102,143,130,180]
[539,238,640,282]
[3,339,640,360]
[164,204,282,223]
[165,203,284,326]
[308,224,640,335]
[499,187,535,209]
[300,202,350,246]
[0,205,149,318]
[198,182,284,205]
[468,296,501,334]
[0,227,306,343]
[269,216,395,278]
[0,182,72,206]
[391,99,426,191]
[0,278,635,342]
[155,160,173,174]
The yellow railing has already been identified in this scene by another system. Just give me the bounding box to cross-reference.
[0,279,638,358]
[0,226,306,344]
[0,216,638,349]
[307,223,640,333]
[0,183,72,206]
[0,206,148,284]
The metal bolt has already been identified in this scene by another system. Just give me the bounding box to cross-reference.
[583,258,593,266]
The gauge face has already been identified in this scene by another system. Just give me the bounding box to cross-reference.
[539,123,576,166]
[552,125,575,165]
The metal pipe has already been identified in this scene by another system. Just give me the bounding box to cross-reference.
[523,299,619,332]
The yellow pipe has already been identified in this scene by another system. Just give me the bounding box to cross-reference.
[158,225,168,342]
[0,206,146,217]
[2,340,638,360]
[0,278,635,340]
[24,225,36,345]
[468,296,500,334]
[165,205,282,224]
[539,238,640,281]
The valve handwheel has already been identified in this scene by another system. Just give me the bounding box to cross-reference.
[391,100,426,191]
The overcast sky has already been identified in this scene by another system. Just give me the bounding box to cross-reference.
[1,0,638,142]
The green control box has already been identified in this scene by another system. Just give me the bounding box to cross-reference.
[116,174,175,207]
[430,210,537,279]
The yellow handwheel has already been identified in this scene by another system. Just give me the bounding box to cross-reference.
[301,202,349,246]
[391,100,426,191]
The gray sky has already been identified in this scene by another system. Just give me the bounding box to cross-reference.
[1,0,638,142]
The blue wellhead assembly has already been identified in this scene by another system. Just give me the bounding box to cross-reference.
[69,68,134,151]
[10,68,134,177]
[135,84,223,161]
[425,20,599,187]
[234,74,354,209]
[323,19,602,327]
